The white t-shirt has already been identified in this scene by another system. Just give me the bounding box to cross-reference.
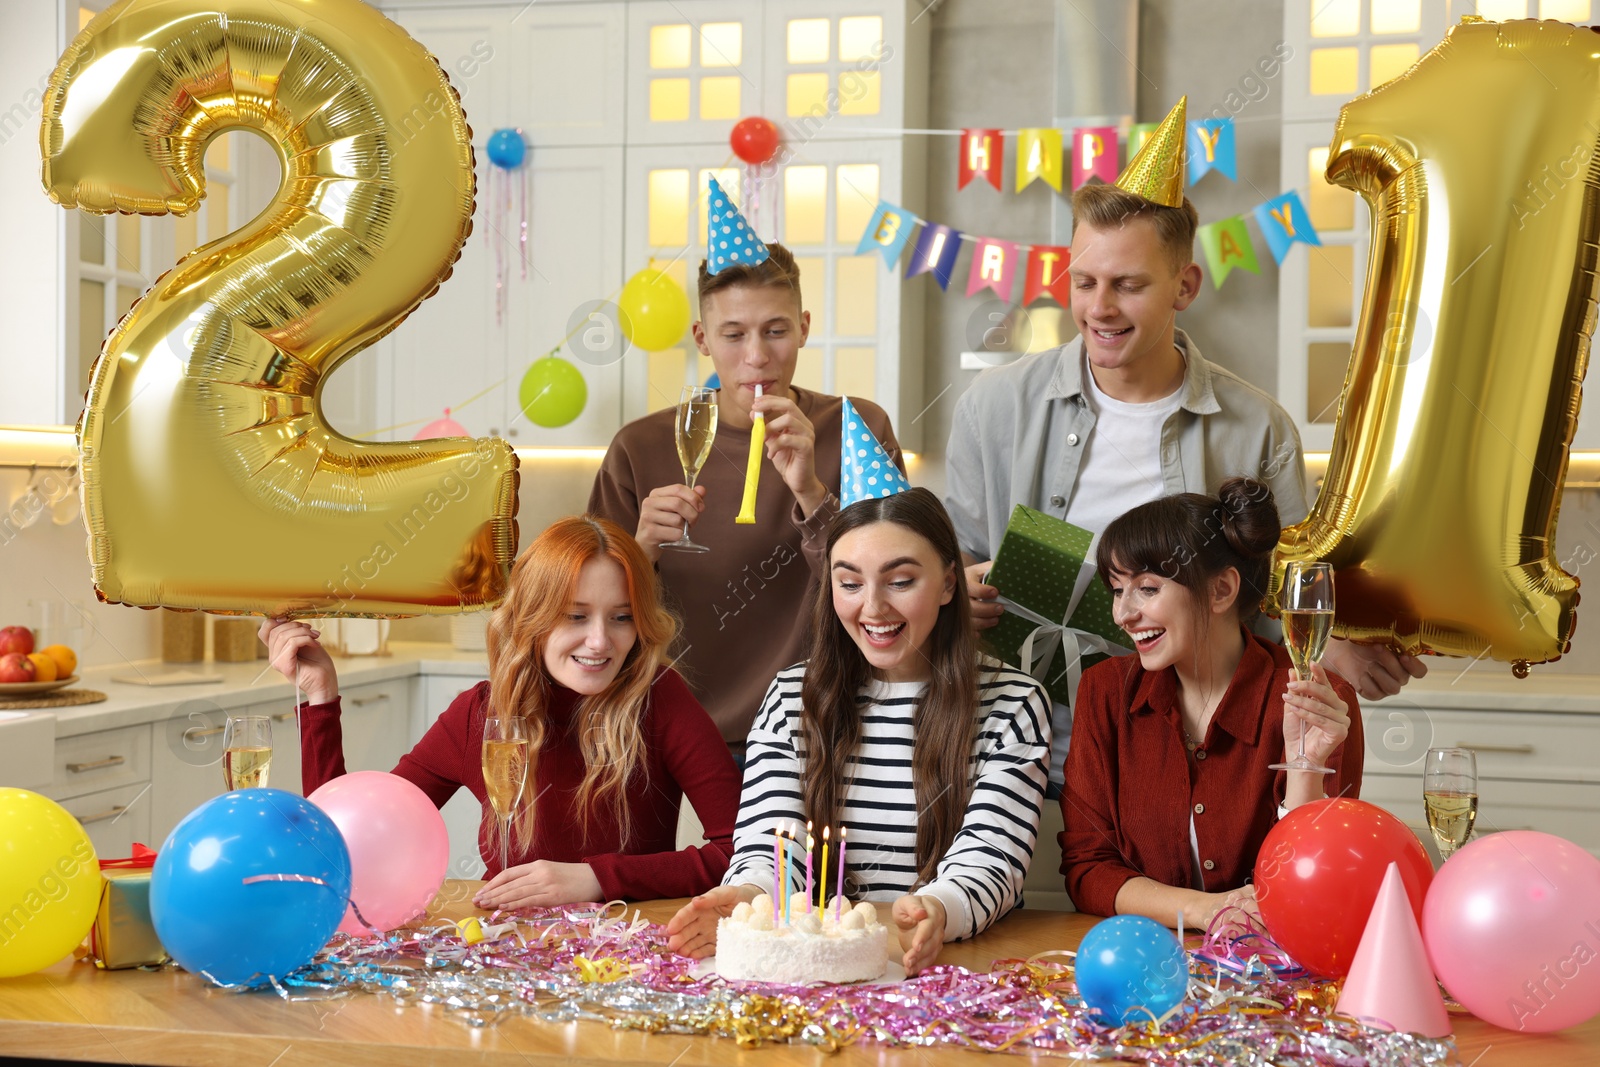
[1043,354,1185,793]
[1063,356,1185,534]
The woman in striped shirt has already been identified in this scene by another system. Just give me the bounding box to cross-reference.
[666,488,1051,975]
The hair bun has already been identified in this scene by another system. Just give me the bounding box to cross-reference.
[1216,477,1281,559]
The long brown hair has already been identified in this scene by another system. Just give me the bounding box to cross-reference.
[485,515,678,851]
[800,488,978,886]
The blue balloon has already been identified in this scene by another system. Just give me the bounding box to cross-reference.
[1075,915,1188,1026]
[486,128,526,169]
[151,789,351,986]
[704,372,720,389]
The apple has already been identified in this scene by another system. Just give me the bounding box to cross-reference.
[0,653,35,683]
[0,626,34,657]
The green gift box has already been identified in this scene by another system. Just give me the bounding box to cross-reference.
[984,505,1127,706]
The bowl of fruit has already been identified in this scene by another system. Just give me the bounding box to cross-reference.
[0,626,79,695]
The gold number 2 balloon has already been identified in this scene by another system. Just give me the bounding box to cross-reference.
[1273,17,1586,672]
[41,0,519,617]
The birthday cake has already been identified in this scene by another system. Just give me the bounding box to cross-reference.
[715,893,889,984]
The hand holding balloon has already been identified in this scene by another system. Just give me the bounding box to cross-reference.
[258,619,338,705]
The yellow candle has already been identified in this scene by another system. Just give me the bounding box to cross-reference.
[818,825,830,914]
[735,386,764,524]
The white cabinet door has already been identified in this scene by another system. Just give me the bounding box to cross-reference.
[64,783,154,860]
[421,674,490,880]
[339,679,412,774]
[148,700,302,846]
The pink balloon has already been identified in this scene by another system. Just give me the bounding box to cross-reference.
[1422,831,1600,1033]
[308,771,450,935]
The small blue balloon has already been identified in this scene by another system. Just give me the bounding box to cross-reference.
[486,128,526,169]
[704,372,721,389]
[1075,915,1188,1026]
[151,789,351,987]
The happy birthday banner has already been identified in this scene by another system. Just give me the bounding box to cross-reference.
[958,119,1239,194]
[857,187,1322,298]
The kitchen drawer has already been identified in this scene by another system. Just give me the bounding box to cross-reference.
[61,781,154,859]
[1362,704,1600,783]
[1361,773,1600,854]
[44,724,151,802]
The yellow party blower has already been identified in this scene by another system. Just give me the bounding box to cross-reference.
[736,385,764,524]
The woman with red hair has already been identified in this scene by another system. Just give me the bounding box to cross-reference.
[260,515,740,907]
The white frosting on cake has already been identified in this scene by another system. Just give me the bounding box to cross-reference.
[715,893,888,984]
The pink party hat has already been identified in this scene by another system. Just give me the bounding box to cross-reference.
[1335,862,1452,1038]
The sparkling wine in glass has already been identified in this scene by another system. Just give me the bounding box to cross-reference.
[481,716,530,872]
[1424,746,1478,860]
[660,386,718,553]
[1271,561,1336,775]
[223,715,273,789]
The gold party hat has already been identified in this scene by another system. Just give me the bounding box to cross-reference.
[1115,96,1187,207]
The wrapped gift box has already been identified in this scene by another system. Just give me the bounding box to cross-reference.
[985,505,1127,706]
[86,844,167,970]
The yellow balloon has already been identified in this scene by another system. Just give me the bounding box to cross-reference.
[0,789,101,977]
[618,268,692,352]
[41,0,519,617]
[1272,17,1588,672]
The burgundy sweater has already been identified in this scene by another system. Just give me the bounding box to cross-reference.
[299,668,741,900]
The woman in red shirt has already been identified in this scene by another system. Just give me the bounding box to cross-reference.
[260,516,741,909]
[1059,477,1362,928]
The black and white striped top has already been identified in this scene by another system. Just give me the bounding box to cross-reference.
[723,661,1051,940]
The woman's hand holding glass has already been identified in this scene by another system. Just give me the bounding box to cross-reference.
[257,618,339,704]
[1280,662,1351,805]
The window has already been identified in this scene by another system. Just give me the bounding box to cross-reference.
[784,15,883,118]
[646,18,747,123]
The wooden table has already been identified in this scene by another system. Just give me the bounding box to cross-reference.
[1,881,1595,1066]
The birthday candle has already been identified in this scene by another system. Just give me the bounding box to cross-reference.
[805,821,815,914]
[735,384,764,524]
[771,826,781,923]
[834,826,848,922]
[780,827,792,924]
[818,826,830,914]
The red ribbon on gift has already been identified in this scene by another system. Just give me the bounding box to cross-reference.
[99,843,157,870]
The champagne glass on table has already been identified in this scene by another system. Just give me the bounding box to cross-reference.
[481,716,529,872]
[660,386,718,553]
[1270,561,1336,774]
[1424,747,1478,861]
[223,715,273,789]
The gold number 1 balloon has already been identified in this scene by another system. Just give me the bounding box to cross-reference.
[41,0,519,617]
[1272,17,1587,672]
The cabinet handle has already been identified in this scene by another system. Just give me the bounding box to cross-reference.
[1457,743,1535,755]
[77,805,127,824]
[66,755,126,773]
[272,712,296,722]
[186,725,224,740]
[349,694,390,707]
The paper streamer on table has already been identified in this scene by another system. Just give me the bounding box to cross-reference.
[736,386,764,524]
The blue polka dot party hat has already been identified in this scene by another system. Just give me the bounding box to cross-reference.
[840,398,912,507]
[705,177,770,275]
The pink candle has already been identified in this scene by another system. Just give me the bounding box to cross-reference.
[781,828,792,924]
[835,826,848,921]
[771,826,781,923]
[804,821,815,914]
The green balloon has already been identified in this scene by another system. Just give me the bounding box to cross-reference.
[519,357,587,428]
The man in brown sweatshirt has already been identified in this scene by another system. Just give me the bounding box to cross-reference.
[589,243,902,752]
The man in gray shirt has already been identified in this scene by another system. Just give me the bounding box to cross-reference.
[947,179,1425,792]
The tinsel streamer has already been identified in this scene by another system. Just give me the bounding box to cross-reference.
[491,162,506,325]
[519,162,531,281]
[191,901,1456,1064]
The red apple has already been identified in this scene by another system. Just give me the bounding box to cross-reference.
[0,652,35,683]
[0,626,34,657]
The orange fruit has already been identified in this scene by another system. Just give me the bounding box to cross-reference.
[26,653,57,682]
[41,644,76,678]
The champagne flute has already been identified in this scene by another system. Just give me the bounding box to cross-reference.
[660,386,718,553]
[1270,561,1336,774]
[481,716,530,873]
[1424,747,1478,861]
[223,715,273,789]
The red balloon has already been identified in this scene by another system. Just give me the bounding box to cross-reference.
[730,116,781,165]
[1253,798,1432,978]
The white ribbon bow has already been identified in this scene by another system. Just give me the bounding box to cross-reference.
[995,593,1128,708]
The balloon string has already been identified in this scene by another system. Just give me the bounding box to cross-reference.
[520,162,530,281]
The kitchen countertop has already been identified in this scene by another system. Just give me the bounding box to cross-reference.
[24,643,1600,740]
[43,641,490,739]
